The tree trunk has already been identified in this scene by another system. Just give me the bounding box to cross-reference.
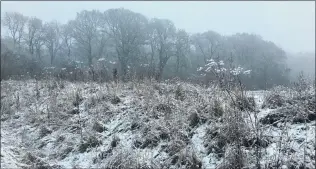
[88,56,92,67]
[36,46,41,61]
[50,50,54,65]
[117,47,128,81]
[67,46,71,59]
[29,41,34,56]
[176,54,180,74]
[156,60,164,81]
[149,53,154,79]
[121,62,128,81]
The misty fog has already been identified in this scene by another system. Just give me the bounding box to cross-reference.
[1,1,315,82]
[1,1,315,169]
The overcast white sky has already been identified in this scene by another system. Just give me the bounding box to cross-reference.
[1,1,315,54]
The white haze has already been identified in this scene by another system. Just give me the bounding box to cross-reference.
[1,1,315,54]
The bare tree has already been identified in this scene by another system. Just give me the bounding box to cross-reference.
[70,10,103,67]
[104,8,148,80]
[25,17,42,56]
[2,12,27,50]
[175,29,190,76]
[61,22,73,60]
[146,25,157,79]
[43,21,62,65]
[34,28,45,61]
[192,31,222,64]
[149,18,176,81]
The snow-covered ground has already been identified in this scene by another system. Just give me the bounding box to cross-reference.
[1,80,315,168]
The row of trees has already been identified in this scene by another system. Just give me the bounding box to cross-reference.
[1,9,290,89]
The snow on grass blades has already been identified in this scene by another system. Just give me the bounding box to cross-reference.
[0,80,315,169]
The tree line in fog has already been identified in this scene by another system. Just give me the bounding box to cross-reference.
[1,8,292,89]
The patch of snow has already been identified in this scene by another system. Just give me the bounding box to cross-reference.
[191,124,221,169]
[98,58,106,62]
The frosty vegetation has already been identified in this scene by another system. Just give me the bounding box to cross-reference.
[1,8,315,169]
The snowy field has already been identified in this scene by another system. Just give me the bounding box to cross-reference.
[1,80,315,169]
